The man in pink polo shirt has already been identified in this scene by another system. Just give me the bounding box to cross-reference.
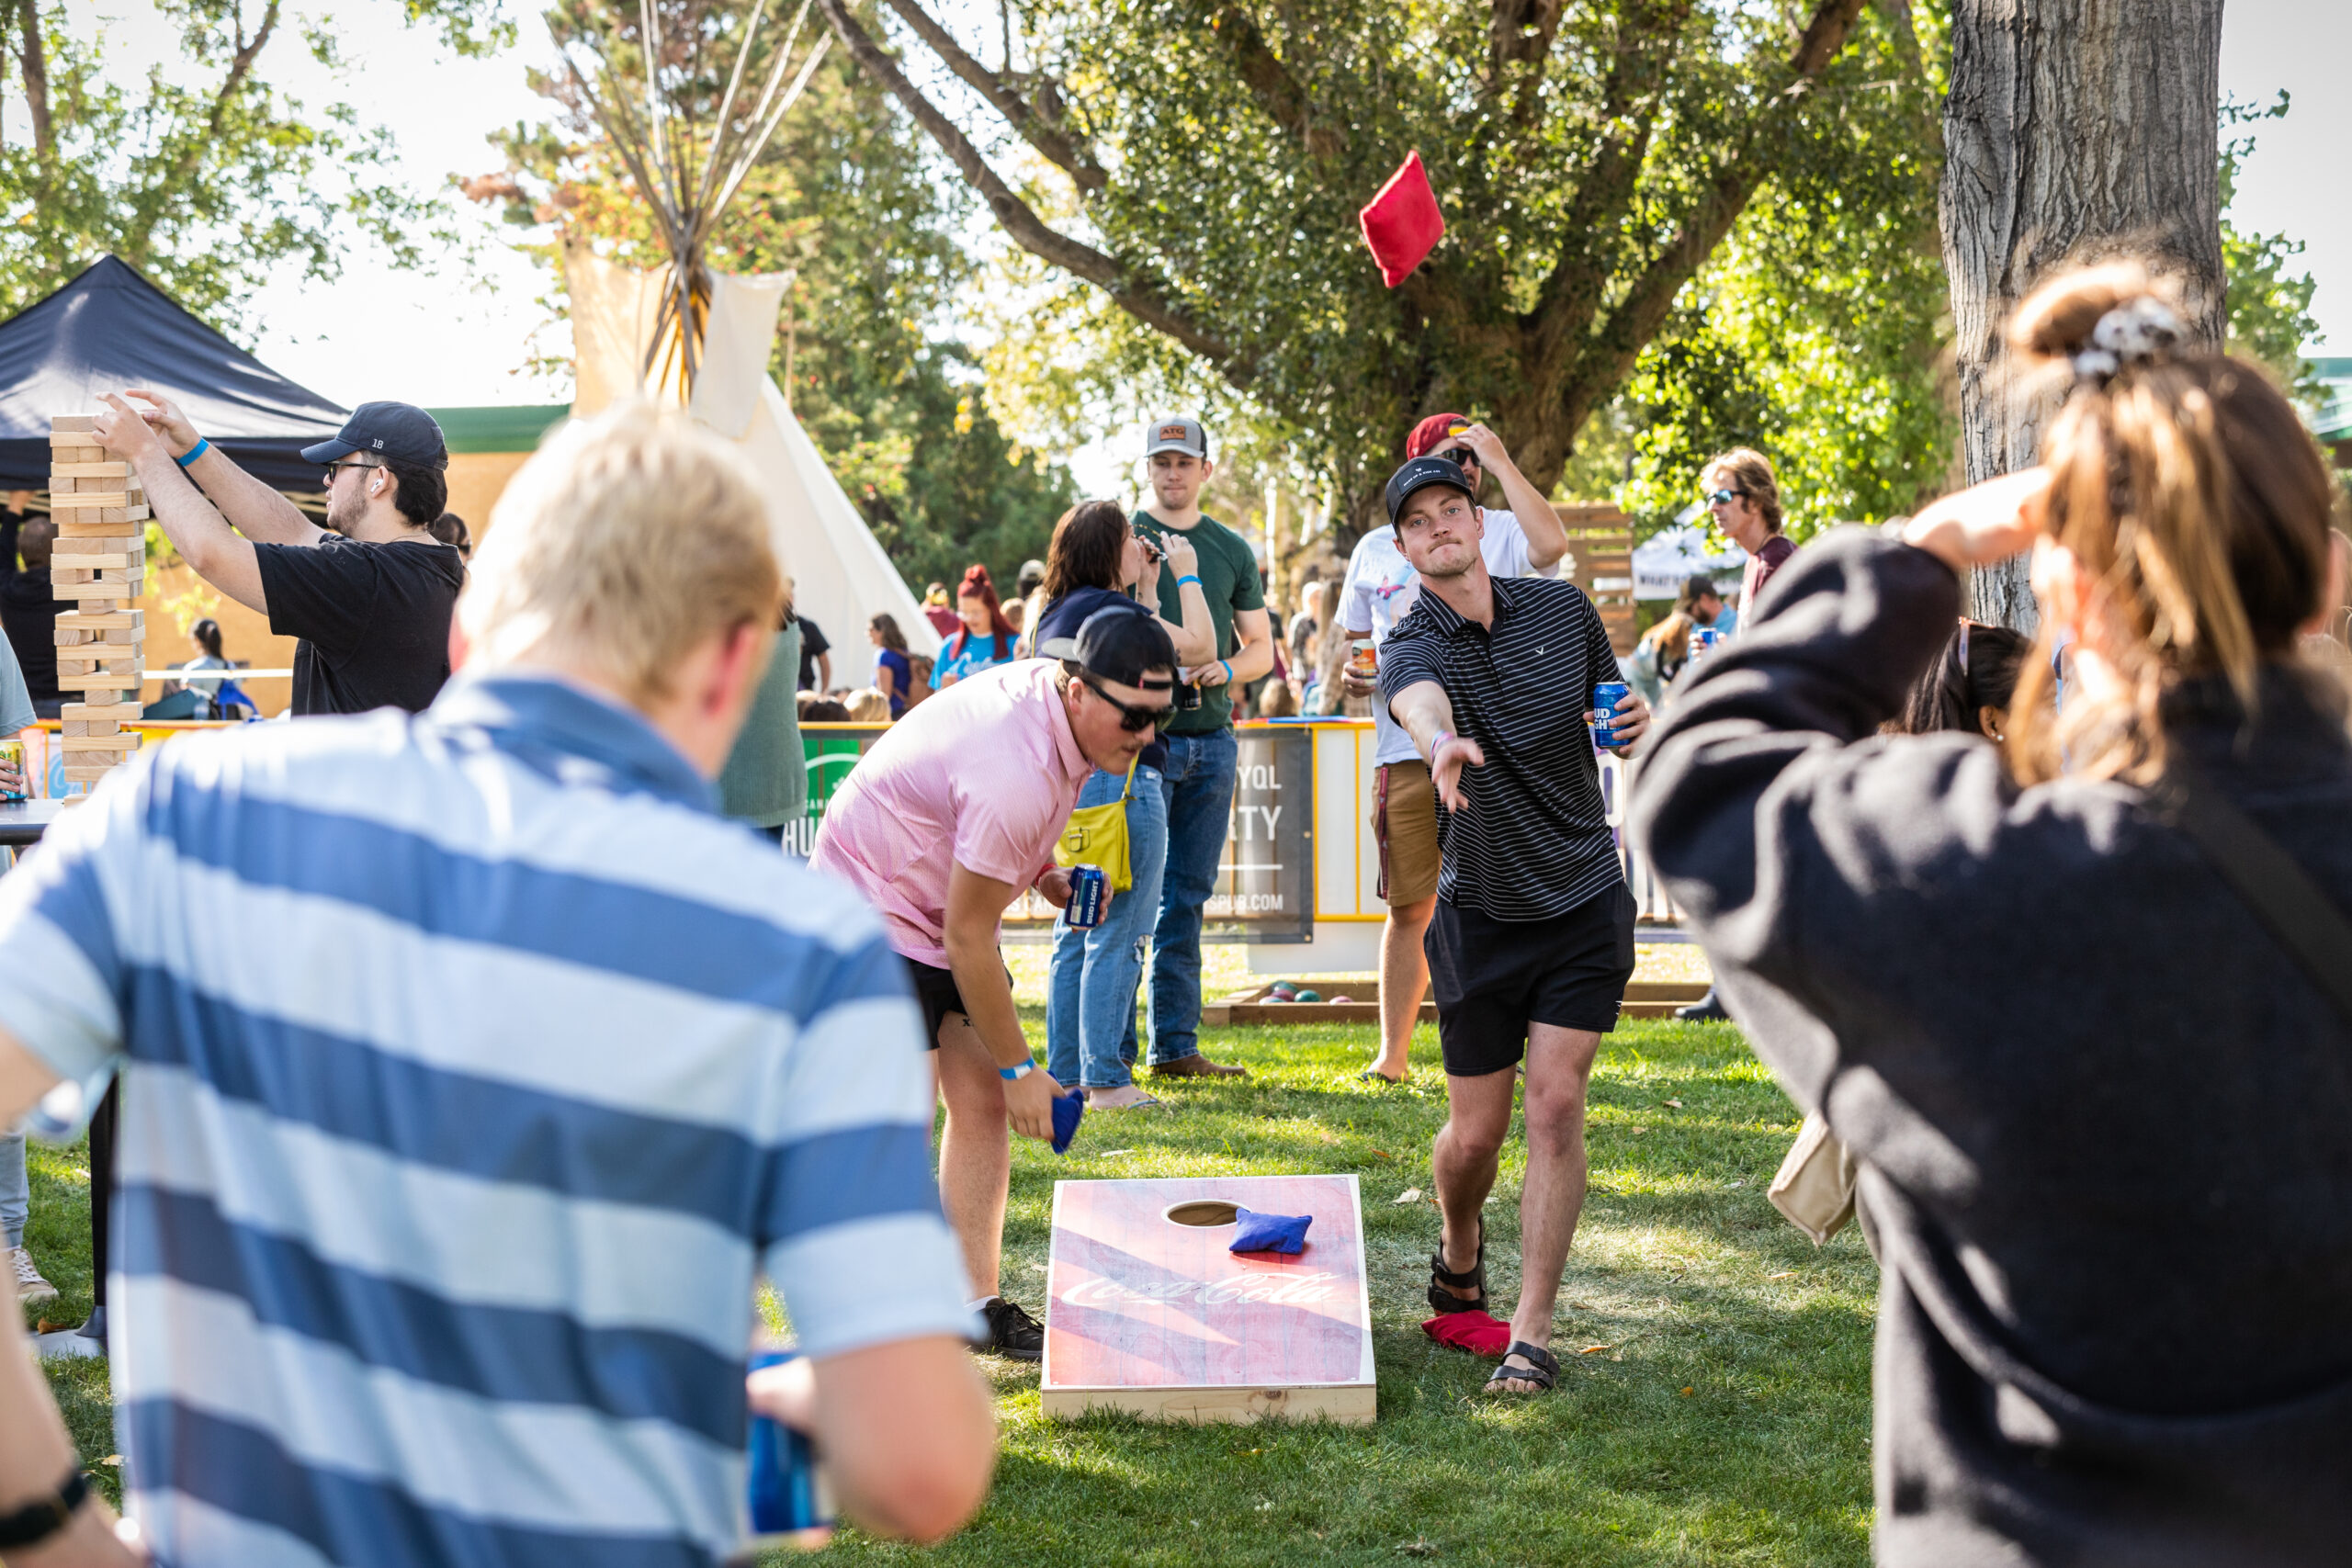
[812,605,1178,1358]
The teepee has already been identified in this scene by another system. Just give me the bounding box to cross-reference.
[555,0,937,656]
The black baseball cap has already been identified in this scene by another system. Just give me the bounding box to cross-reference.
[1385,456,1476,525]
[301,401,449,471]
[1040,604,1178,690]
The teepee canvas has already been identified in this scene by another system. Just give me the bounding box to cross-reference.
[554,0,935,657]
[566,251,936,656]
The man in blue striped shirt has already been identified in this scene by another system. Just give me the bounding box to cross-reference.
[0,405,992,1565]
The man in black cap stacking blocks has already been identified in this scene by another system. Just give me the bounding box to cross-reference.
[93,393,465,716]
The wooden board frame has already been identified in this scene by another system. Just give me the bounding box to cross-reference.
[1202,979,1707,1026]
[1040,1174,1375,1426]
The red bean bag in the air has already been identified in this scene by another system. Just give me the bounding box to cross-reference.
[1360,151,1445,288]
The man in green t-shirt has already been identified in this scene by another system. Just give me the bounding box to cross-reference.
[1127,417,1276,1077]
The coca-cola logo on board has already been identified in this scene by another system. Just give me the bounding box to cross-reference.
[1060,1271,1344,1308]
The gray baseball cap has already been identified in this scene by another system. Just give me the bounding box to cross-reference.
[1144,417,1208,459]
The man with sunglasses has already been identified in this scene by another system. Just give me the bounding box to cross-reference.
[91,394,464,716]
[1678,447,1794,1022]
[811,604,1178,1359]
[1335,412,1569,1082]
[1703,447,1795,617]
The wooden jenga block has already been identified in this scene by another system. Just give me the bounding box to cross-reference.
[57,610,141,631]
[62,720,120,738]
[49,491,138,509]
[57,673,142,694]
[51,532,141,554]
[62,765,122,783]
[52,569,91,586]
[53,577,146,601]
[57,656,137,677]
[101,626,139,644]
[62,702,141,726]
[50,415,97,433]
[60,734,138,756]
[52,629,93,648]
[55,509,148,530]
[45,552,135,571]
[50,463,133,480]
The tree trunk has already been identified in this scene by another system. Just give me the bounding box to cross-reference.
[1939,0,2224,632]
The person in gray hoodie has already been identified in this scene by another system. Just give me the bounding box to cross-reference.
[1634,262,2352,1566]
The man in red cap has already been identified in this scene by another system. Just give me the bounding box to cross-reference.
[1337,413,1568,1082]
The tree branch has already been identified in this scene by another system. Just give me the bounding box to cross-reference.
[1485,0,1564,116]
[878,0,1105,194]
[1525,0,1692,367]
[1209,4,1341,163]
[127,0,281,260]
[818,0,1250,381]
[14,0,50,163]
[1561,0,1867,430]
[1871,0,1943,156]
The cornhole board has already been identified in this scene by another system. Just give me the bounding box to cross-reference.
[1201,979,1708,1025]
[1041,1174,1374,1425]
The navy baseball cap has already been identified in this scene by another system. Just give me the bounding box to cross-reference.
[1040,604,1178,690]
[1385,456,1476,525]
[301,401,449,471]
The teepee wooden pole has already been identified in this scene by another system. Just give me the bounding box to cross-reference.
[558,44,675,242]
[706,30,830,237]
[699,0,812,244]
[690,0,774,222]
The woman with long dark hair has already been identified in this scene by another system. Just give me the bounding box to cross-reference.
[1895,617,2031,740]
[1035,502,1214,1108]
[182,617,231,698]
[1637,263,2352,1563]
[867,612,912,718]
[930,565,1017,690]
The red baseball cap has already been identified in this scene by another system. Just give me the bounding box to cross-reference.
[1405,412,1471,461]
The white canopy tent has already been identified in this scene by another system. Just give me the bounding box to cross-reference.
[566,247,938,657]
[1633,524,1748,603]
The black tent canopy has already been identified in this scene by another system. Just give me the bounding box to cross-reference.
[0,254,347,493]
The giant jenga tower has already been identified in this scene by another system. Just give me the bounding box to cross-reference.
[47,416,145,787]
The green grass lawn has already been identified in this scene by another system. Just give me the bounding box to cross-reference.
[28,1009,1878,1565]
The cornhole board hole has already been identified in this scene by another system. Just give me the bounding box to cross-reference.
[1041,1174,1375,1426]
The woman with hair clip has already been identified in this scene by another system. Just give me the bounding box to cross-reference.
[1636,263,2352,1565]
[1034,501,1213,1108]
[930,564,1018,689]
